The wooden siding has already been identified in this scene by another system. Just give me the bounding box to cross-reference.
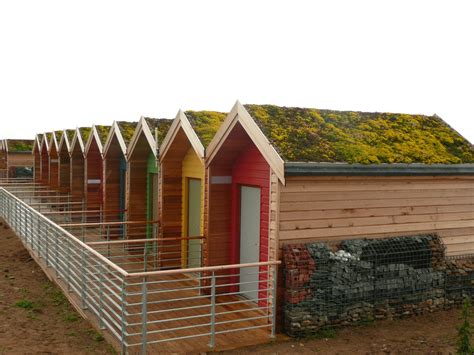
[231,145,270,264]
[207,164,233,267]
[49,146,59,189]
[70,147,85,202]
[181,148,205,265]
[40,147,49,184]
[58,150,71,193]
[104,141,125,222]
[34,151,41,182]
[278,176,474,255]
[85,141,103,210]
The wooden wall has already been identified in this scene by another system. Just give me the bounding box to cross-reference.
[85,140,103,210]
[70,147,85,202]
[49,147,59,189]
[7,153,33,168]
[58,149,70,193]
[40,147,49,184]
[104,137,124,222]
[278,176,474,256]
[34,151,41,182]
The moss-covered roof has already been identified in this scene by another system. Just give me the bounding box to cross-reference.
[7,139,34,152]
[65,129,75,143]
[52,131,63,147]
[78,127,91,143]
[117,121,138,145]
[185,110,227,148]
[144,117,173,146]
[95,125,111,145]
[44,132,52,145]
[244,104,474,164]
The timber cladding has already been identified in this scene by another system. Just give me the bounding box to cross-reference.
[278,175,474,255]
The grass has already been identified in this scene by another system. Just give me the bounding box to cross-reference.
[15,299,34,309]
[62,312,79,322]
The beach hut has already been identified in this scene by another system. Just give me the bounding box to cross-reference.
[83,125,111,211]
[0,140,5,171]
[3,139,34,178]
[102,121,137,222]
[32,135,42,182]
[205,102,474,294]
[40,133,52,185]
[69,127,91,204]
[57,129,75,194]
[126,117,172,231]
[48,131,62,189]
[159,110,227,268]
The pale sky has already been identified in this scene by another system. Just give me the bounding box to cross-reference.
[0,0,473,143]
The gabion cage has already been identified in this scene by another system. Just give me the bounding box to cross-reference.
[283,234,474,337]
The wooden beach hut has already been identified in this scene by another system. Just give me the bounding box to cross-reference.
[3,139,34,178]
[0,140,6,171]
[48,131,62,189]
[32,134,42,182]
[102,121,137,222]
[126,117,172,230]
[205,102,474,292]
[69,127,91,204]
[57,129,75,194]
[40,132,52,185]
[159,110,227,268]
[84,125,111,211]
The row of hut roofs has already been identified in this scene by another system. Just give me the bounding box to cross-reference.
[1,101,474,268]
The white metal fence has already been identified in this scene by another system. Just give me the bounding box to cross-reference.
[0,184,279,353]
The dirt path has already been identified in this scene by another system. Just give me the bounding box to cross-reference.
[0,219,114,354]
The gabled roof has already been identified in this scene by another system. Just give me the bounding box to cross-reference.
[127,117,172,160]
[40,132,52,152]
[6,139,34,153]
[85,125,112,156]
[49,131,62,152]
[160,110,226,162]
[58,129,75,154]
[206,102,285,183]
[32,134,42,153]
[103,121,138,157]
[243,104,474,164]
[70,127,91,156]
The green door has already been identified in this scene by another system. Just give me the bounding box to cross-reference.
[187,178,201,268]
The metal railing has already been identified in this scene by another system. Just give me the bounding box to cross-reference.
[0,185,280,353]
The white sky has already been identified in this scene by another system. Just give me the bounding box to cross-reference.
[0,0,473,143]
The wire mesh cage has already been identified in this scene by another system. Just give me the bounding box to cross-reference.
[283,234,474,337]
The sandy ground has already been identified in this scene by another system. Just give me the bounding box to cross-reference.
[0,219,114,354]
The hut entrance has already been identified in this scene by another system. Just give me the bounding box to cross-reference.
[239,185,261,300]
[119,157,126,221]
[146,153,159,238]
[187,178,202,268]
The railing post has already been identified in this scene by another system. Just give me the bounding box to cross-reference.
[99,263,106,329]
[55,232,60,278]
[66,237,71,291]
[45,223,50,267]
[209,271,216,349]
[271,265,278,339]
[141,275,148,355]
[81,247,88,309]
[120,279,127,355]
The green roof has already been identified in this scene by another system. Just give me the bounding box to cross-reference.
[244,104,474,164]
[144,118,173,146]
[52,131,63,147]
[95,125,111,145]
[7,139,33,152]
[185,110,227,148]
[44,132,52,145]
[65,129,75,143]
[78,127,91,143]
[117,121,138,145]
